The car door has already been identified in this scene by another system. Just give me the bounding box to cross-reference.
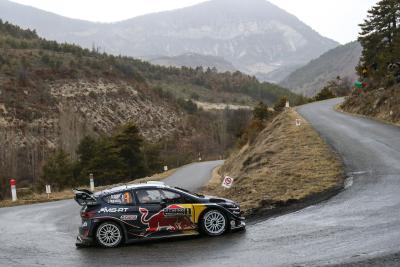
[134,189,166,236]
[158,189,196,232]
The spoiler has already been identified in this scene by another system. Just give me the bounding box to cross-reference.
[73,188,98,206]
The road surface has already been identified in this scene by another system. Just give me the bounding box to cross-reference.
[0,99,399,266]
[162,160,223,191]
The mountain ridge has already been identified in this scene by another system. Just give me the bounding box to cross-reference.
[0,0,339,82]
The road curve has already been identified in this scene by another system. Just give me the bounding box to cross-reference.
[1,99,400,266]
[162,160,224,191]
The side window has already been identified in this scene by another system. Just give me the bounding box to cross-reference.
[136,189,163,204]
[104,191,134,205]
[160,190,185,204]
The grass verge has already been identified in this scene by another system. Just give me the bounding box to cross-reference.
[201,108,344,216]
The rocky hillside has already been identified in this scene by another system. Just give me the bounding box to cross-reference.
[0,21,304,185]
[341,85,400,125]
[281,41,362,96]
[0,0,338,82]
[0,23,181,183]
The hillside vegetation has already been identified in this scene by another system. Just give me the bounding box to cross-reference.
[341,85,400,125]
[148,53,237,73]
[0,20,305,196]
[341,0,400,123]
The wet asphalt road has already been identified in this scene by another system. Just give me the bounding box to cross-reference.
[1,98,400,267]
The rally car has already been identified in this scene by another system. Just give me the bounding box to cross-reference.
[73,181,245,248]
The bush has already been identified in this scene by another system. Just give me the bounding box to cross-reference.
[274,96,288,112]
[177,98,198,114]
[314,87,336,101]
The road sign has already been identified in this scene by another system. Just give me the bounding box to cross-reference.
[45,185,51,199]
[45,185,51,194]
[222,176,234,189]
[164,166,168,172]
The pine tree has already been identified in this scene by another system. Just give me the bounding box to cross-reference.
[273,96,288,112]
[358,0,400,81]
[76,136,97,164]
[253,102,270,120]
[113,123,146,179]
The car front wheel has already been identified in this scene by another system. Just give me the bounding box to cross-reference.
[95,221,123,248]
[200,209,227,236]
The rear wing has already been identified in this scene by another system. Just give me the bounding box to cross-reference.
[73,188,99,206]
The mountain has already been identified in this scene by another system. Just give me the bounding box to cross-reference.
[281,41,362,96]
[0,0,339,82]
[148,53,236,73]
[0,21,304,184]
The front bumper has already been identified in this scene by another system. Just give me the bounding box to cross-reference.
[76,234,93,247]
[230,216,246,231]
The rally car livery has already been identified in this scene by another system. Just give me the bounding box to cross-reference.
[74,182,245,248]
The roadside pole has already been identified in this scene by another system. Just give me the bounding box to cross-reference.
[10,179,17,202]
[89,173,95,191]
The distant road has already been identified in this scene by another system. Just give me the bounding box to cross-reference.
[1,99,400,266]
[163,160,224,191]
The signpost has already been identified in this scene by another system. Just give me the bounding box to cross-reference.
[10,179,17,202]
[89,173,95,191]
[164,166,168,172]
[45,185,51,199]
[296,119,301,127]
[222,176,234,189]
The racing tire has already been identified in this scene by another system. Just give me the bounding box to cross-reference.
[200,209,228,236]
[95,221,123,248]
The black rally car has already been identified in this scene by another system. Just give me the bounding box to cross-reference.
[74,182,245,248]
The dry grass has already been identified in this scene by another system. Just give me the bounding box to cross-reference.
[202,108,344,215]
[0,169,176,208]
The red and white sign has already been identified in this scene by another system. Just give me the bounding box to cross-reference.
[222,176,234,189]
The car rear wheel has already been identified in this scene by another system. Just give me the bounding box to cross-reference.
[200,209,227,236]
[95,221,123,248]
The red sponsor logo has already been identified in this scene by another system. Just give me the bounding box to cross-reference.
[139,205,195,233]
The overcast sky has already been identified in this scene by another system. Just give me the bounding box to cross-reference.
[11,0,379,44]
